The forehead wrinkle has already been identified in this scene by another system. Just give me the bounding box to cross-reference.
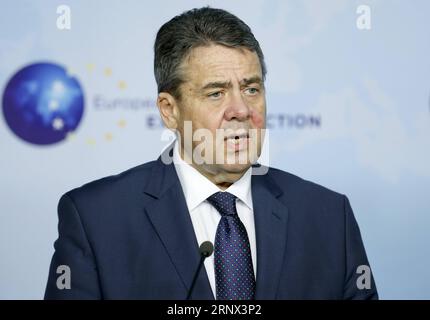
[181,46,263,92]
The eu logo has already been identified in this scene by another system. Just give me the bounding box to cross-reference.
[2,62,84,145]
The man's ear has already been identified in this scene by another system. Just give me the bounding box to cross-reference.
[156,92,180,130]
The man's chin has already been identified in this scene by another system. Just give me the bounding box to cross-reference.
[217,162,252,174]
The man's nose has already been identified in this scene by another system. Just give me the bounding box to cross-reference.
[224,93,250,121]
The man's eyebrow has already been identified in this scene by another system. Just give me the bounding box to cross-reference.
[201,76,263,91]
[201,81,232,91]
[240,76,263,86]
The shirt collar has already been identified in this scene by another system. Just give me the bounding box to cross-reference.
[172,139,253,211]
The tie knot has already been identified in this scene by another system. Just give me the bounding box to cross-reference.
[207,192,237,216]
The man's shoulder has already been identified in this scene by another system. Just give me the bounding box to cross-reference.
[64,160,158,204]
[264,165,345,203]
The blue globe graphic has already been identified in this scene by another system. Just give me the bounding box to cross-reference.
[2,62,84,145]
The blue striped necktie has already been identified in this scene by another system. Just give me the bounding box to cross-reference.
[207,191,256,300]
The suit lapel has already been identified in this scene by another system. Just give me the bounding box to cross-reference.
[252,167,290,299]
[143,146,214,300]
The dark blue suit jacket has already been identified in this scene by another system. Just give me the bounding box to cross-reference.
[45,145,378,299]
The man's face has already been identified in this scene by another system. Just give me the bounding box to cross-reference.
[167,44,266,181]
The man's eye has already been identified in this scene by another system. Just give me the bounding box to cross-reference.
[208,91,223,99]
[245,87,259,95]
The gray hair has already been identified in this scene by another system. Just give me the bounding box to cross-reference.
[154,7,267,99]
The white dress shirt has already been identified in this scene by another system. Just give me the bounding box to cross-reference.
[172,139,257,297]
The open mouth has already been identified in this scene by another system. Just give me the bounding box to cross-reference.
[224,132,250,150]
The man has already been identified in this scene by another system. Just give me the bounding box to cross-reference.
[45,7,377,299]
